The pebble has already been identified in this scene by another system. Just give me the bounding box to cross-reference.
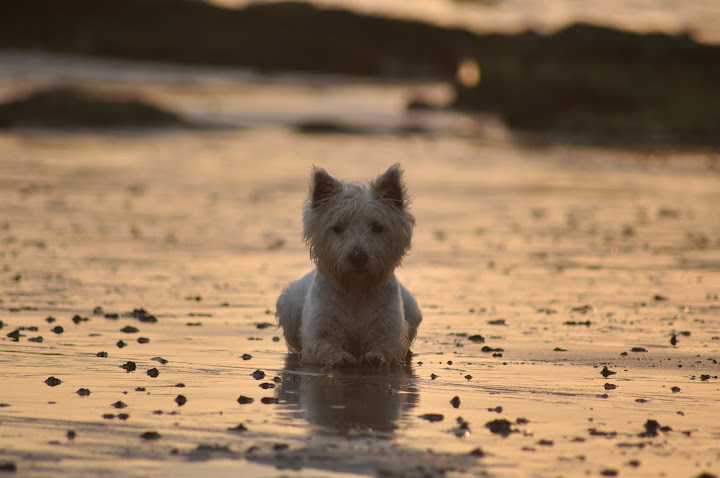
[419,413,444,422]
[600,366,617,377]
[132,309,158,323]
[486,419,514,436]
[121,361,136,372]
[140,431,161,440]
[0,462,17,472]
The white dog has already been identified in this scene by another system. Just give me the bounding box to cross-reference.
[276,164,421,367]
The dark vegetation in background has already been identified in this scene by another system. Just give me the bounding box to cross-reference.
[0,0,718,143]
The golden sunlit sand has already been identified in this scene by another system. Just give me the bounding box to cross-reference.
[1,126,719,477]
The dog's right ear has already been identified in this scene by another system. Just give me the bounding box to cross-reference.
[310,167,341,208]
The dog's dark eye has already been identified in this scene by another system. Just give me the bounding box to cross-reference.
[332,225,345,234]
[371,223,384,234]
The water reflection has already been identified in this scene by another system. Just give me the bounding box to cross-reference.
[277,354,419,438]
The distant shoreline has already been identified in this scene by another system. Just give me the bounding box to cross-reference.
[1,1,718,145]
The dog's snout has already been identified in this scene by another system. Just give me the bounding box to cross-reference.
[348,248,369,269]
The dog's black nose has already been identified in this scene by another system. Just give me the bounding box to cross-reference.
[348,248,369,269]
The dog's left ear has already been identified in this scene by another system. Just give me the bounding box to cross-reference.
[372,163,407,210]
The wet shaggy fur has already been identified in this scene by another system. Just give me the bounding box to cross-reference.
[276,164,422,367]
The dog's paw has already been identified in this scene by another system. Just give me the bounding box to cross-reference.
[319,350,357,369]
[360,351,390,367]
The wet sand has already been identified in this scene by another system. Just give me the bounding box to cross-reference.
[1,74,720,476]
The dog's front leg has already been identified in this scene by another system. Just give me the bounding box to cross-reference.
[359,322,408,367]
[301,317,357,368]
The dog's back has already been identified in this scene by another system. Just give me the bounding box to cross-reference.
[400,283,422,343]
[276,270,315,353]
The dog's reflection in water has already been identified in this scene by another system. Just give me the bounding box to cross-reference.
[277,354,419,437]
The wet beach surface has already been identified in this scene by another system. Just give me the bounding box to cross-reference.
[1,60,720,477]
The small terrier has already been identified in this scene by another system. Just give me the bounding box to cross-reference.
[276,164,421,367]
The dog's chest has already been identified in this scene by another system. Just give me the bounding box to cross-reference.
[335,299,378,329]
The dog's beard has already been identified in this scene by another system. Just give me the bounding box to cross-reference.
[316,253,387,294]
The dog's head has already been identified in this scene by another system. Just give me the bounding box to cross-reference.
[302,164,415,292]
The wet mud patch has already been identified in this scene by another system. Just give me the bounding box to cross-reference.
[1,129,719,477]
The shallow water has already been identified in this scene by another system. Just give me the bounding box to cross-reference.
[1,58,720,477]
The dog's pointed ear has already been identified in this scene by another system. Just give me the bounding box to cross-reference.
[372,163,407,210]
[310,166,341,208]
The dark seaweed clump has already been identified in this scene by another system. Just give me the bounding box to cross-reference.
[0,86,187,129]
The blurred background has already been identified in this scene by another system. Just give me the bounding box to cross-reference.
[0,0,719,145]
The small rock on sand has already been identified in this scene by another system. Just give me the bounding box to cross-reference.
[132,308,158,323]
[121,361,136,372]
[419,413,444,422]
[140,431,161,440]
[485,419,514,436]
[600,366,617,377]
